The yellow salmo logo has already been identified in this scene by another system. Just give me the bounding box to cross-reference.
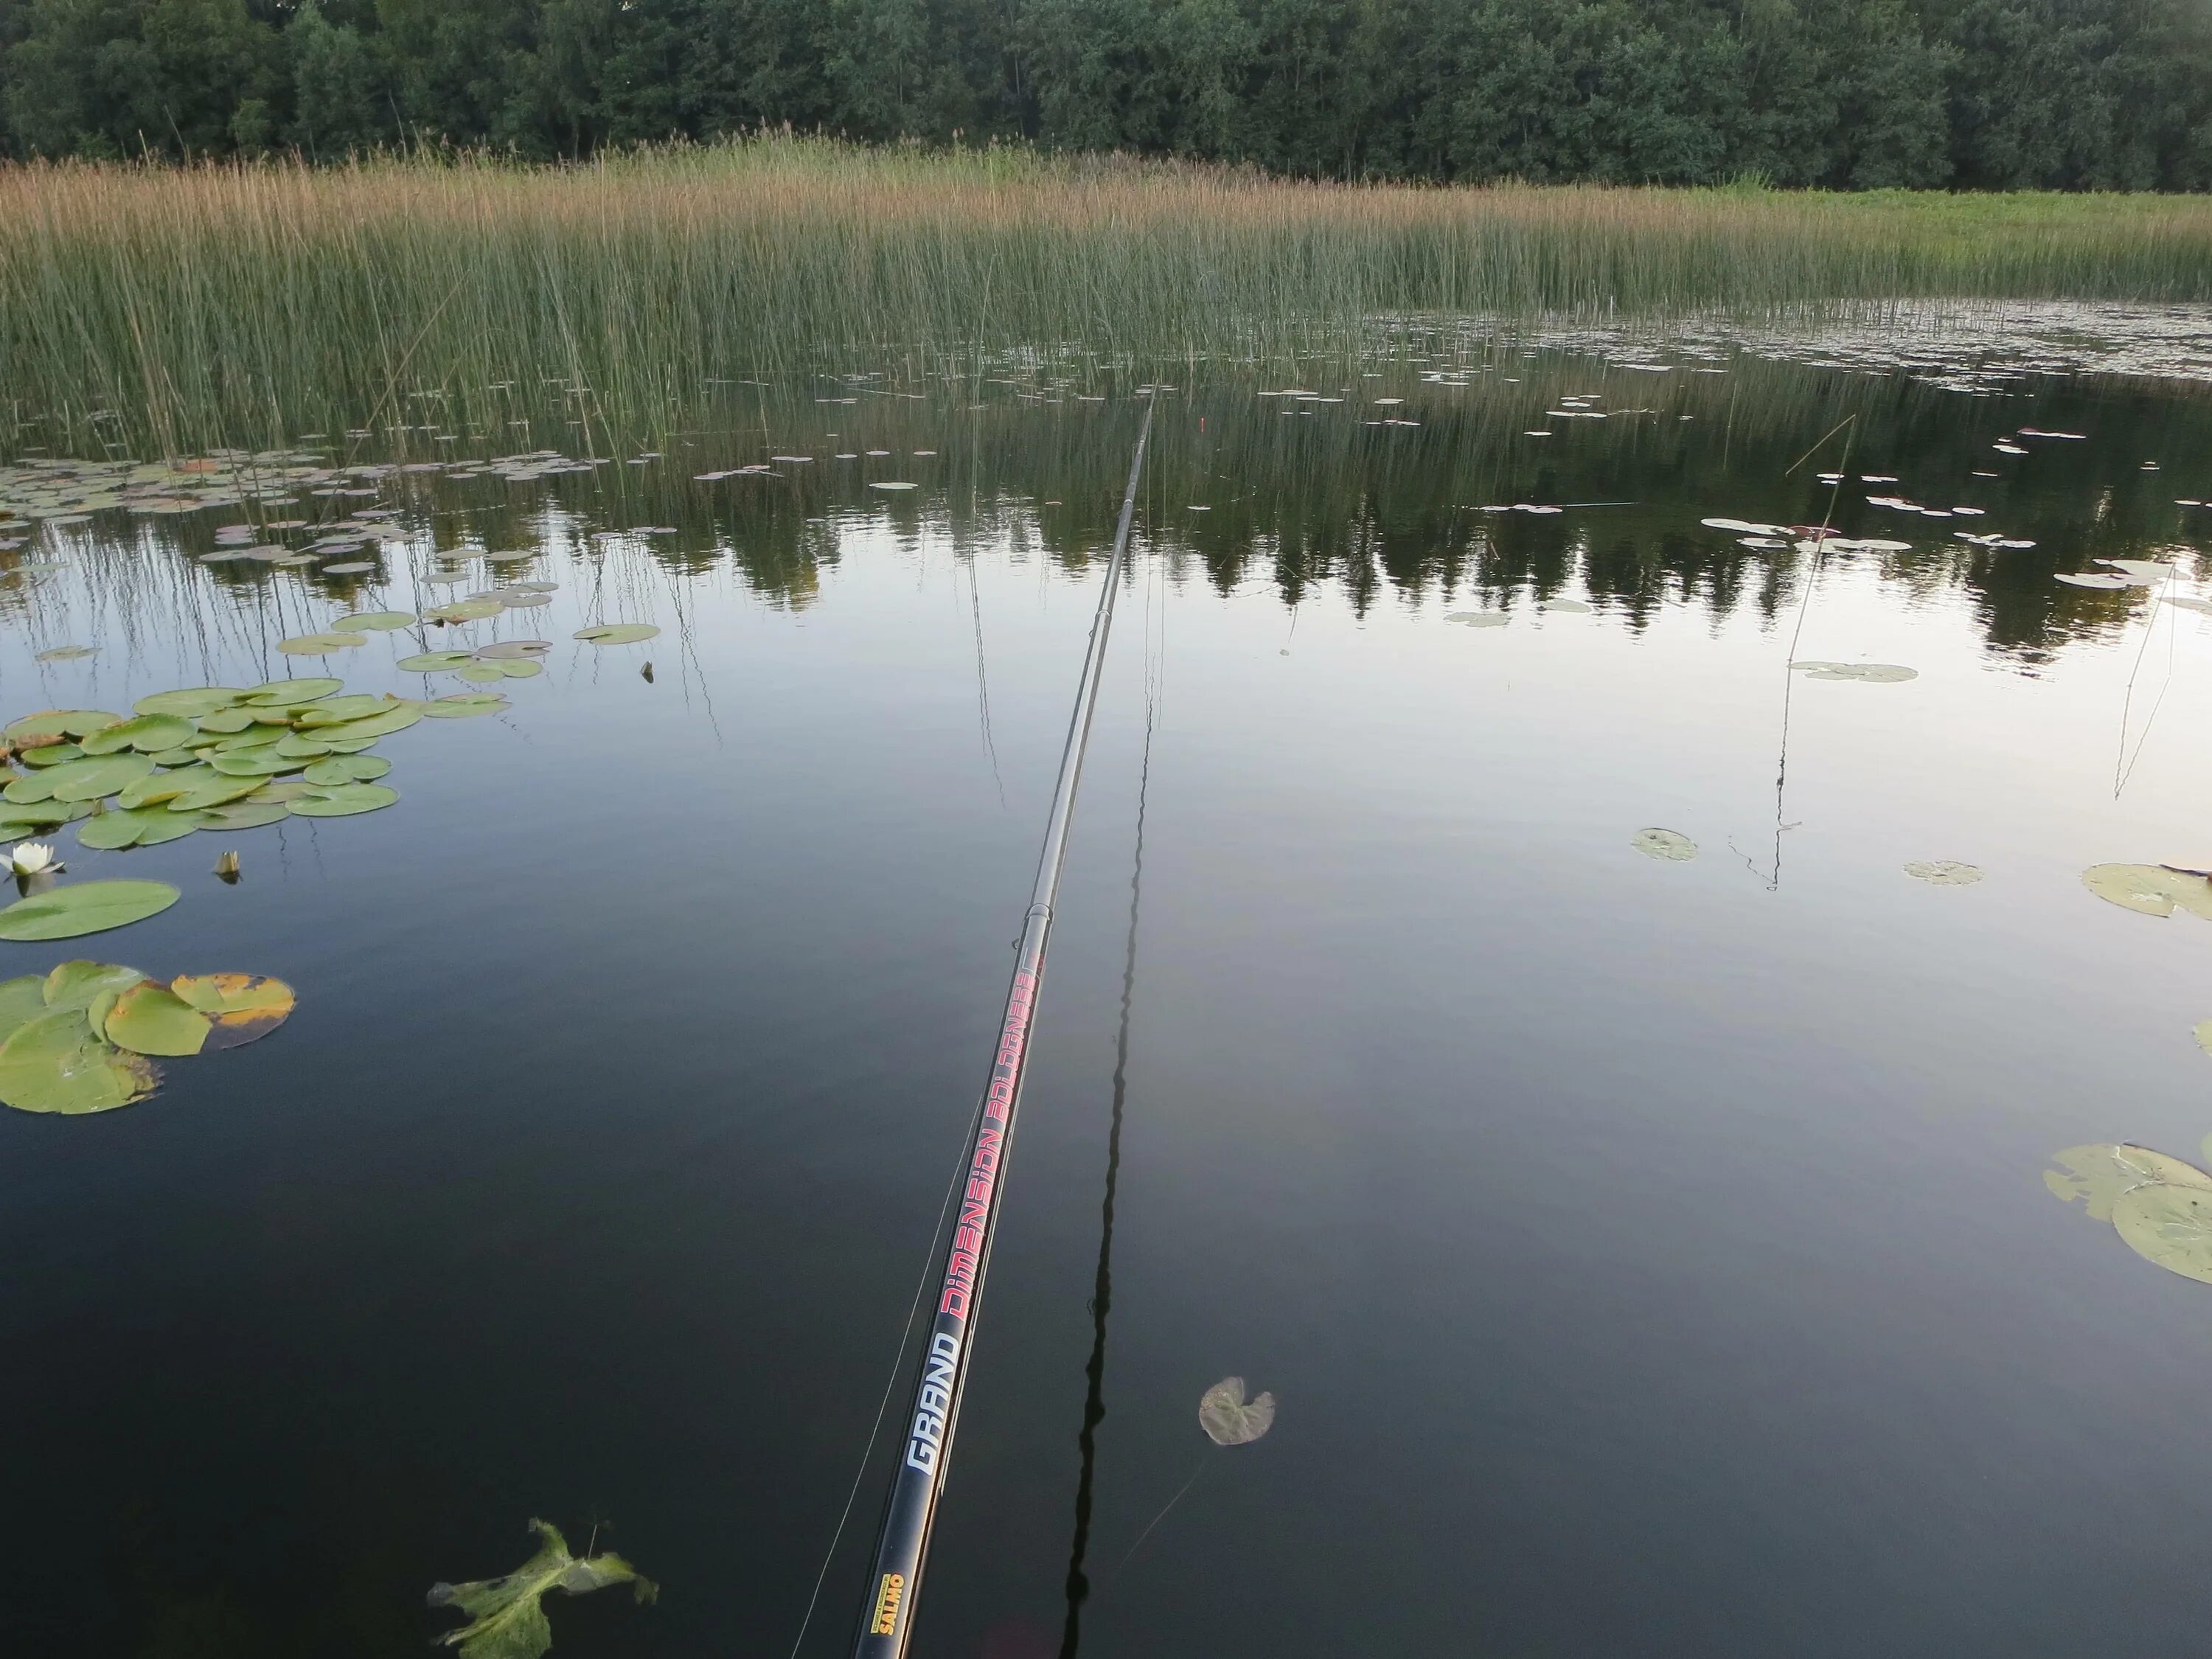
[871,1572,905,1637]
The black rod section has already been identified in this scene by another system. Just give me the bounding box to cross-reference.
[852,400,1154,1659]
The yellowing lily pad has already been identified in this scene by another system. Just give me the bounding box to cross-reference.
[2044,1144,2212,1222]
[2081,863,2212,919]
[2112,1183,2212,1284]
[169,972,294,1048]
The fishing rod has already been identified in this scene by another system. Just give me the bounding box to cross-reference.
[851,400,1155,1659]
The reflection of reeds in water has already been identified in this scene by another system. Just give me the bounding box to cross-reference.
[8,138,2212,452]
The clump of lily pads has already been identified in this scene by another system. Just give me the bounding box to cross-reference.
[0,959,293,1113]
[428,1520,656,1659]
[2047,1141,2212,1286]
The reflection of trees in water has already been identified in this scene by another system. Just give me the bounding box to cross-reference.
[29,352,2212,666]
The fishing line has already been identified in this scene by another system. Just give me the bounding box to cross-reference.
[2114,568,2180,798]
[1764,419,1857,891]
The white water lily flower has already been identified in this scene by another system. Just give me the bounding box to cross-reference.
[10,841,59,875]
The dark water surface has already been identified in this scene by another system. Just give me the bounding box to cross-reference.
[8,341,2212,1658]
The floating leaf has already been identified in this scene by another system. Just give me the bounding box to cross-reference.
[428,1519,656,1659]
[321,561,378,574]
[459,663,505,683]
[35,645,95,662]
[272,733,333,759]
[0,1007,157,1113]
[278,633,366,655]
[43,959,146,1012]
[0,879,180,940]
[243,678,341,705]
[574,624,658,645]
[294,695,400,727]
[313,704,422,742]
[398,652,476,672]
[2055,572,2129,590]
[133,687,243,718]
[164,772,262,812]
[428,599,502,623]
[869,481,917,491]
[6,709,119,741]
[195,800,290,832]
[495,660,542,680]
[77,807,199,849]
[41,752,155,803]
[333,611,415,632]
[1444,611,1508,628]
[291,781,397,818]
[79,714,194,756]
[1905,860,1983,885]
[1632,828,1697,861]
[17,742,83,769]
[422,695,507,719]
[1538,599,1593,613]
[1790,661,1918,683]
[302,755,389,785]
[1197,1377,1276,1446]
[2113,1183,2212,1284]
[0,973,48,1042]
[104,981,209,1057]
[2044,1144,2212,1222]
[2081,863,2212,919]
[476,640,551,661]
[209,751,305,778]
[2098,559,2176,584]
[170,972,294,1048]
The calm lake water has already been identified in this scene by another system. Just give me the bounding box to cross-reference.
[8,329,2212,1658]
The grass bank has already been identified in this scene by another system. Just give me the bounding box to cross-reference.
[5,137,2212,453]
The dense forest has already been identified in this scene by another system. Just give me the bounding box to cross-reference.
[0,0,2207,188]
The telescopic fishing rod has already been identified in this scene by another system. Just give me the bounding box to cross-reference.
[850,400,1154,1659]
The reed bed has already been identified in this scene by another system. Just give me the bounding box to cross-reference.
[6,137,2212,454]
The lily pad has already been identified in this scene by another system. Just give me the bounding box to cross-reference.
[0,1007,157,1113]
[133,687,244,717]
[1444,612,1509,628]
[194,800,291,831]
[6,709,119,741]
[428,1518,656,1659]
[272,733,334,759]
[397,652,476,672]
[1198,1377,1276,1446]
[291,782,397,818]
[2082,863,2212,919]
[1790,661,1918,683]
[2098,559,2176,584]
[314,705,423,743]
[243,678,341,705]
[209,751,305,778]
[294,695,399,726]
[574,624,658,645]
[2055,572,2129,589]
[475,640,551,661]
[459,663,505,684]
[303,755,390,785]
[422,695,507,719]
[17,742,83,769]
[35,645,95,662]
[333,611,415,632]
[169,972,294,1048]
[2113,1183,2212,1284]
[277,633,366,655]
[44,752,156,802]
[495,659,542,680]
[322,560,378,575]
[2045,1144,2212,1222]
[164,773,263,812]
[104,981,209,1057]
[1632,828,1697,861]
[427,599,502,623]
[43,959,146,1012]
[77,806,201,849]
[1905,860,1983,885]
[0,879,179,940]
[79,714,194,756]
[0,973,49,1042]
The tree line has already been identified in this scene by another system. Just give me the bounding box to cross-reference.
[1,0,2208,189]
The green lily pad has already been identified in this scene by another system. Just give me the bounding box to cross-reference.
[243,678,341,705]
[35,645,95,662]
[422,695,507,719]
[428,1519,656,1659]
[574,623,659,645]
[1905,860,1983,885]
[291,782,397,818]
[164,773,262,812]
[272,733,333,759]
[5,710,119,741]
[147,747,208,768]
[0,973,49,1042]
[313,704,422,742]
[77,807,201,849]
[2113,1183,2212,1284]
[397,652,475,672]
[294,695,403,727]
[2081,863,2212,919]
[104,981,209,1057]
[244,780,315,804]
[495,659,543,680]
[194,707,260,734]
[302,755,390,785]
[117,766,206,808]
[459,663,505,683]
[0,801,74,831]
[18,742,83,768]
[193,801,291,831]
[427,599,501,622]
[0,1007,158,1113]
[1790,661,1918,684]
[1198,1377,1276,1446]
[278,633,366,655]
[3,773,58,806]
[1632,828,1697,861]
[475,641,550,661]
[79,714,194,755]
[332,611,415,632]
[209,751,305,778]
[43,752,156,803]
[133,687,245,717]
[43,959,146,1012]
[210,726,285,751]
[169,972,294,1048]
[0,878,180,940]
[2045,1144,2212,1222]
